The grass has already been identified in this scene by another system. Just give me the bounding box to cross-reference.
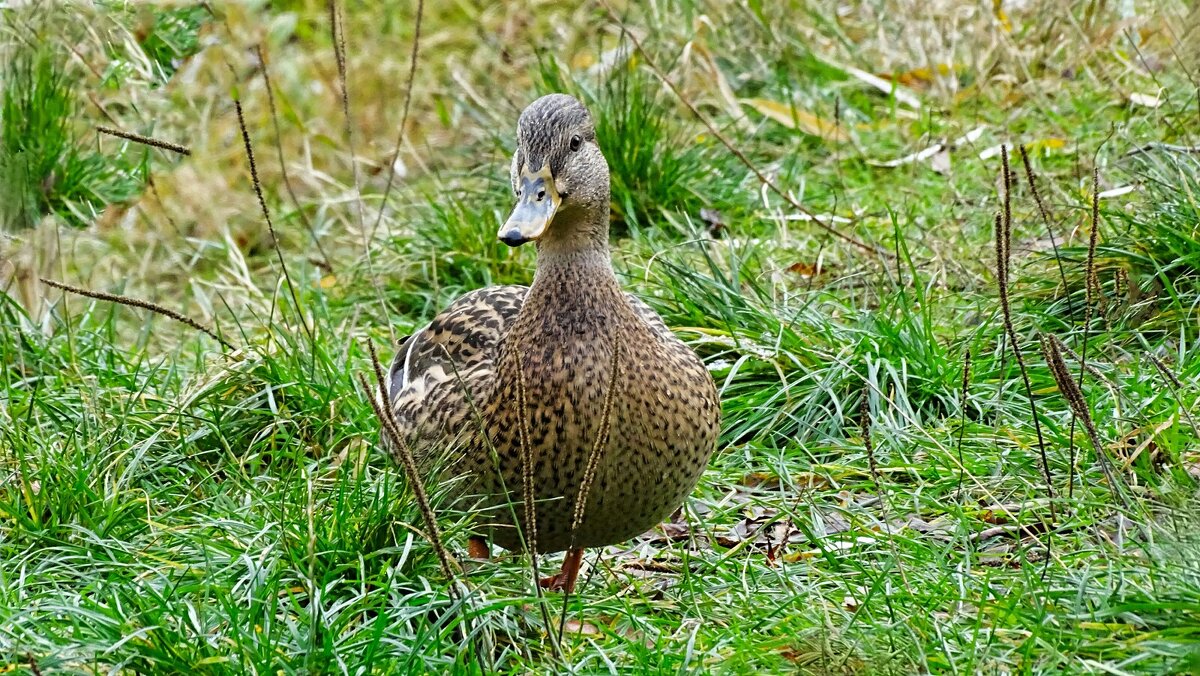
[3,0,1200,673]
[0,39,142,231]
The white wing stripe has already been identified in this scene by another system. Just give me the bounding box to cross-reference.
[400,321,430,389]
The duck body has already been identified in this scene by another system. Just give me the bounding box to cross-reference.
[386,94,719,577]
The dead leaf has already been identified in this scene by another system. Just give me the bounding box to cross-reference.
[741,98,848,142]
[877,63,957,90]
[977,509,1010,525]
[815,511,852,536]
[980,138,1065,160]
[688,40,747,129]
[741,471,781,488]
[1098,185,1136,199]
[868,142,946,168]
[1128,91,1162,108]
[562,619,602,637]
[953,126,987,148]
[869,126,982,172]
[836,62,921,108]
[929,148,951,174]
[781,549,818,562]
[769,212,853,225]
[618,559,685,575]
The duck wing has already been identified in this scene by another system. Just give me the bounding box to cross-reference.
[386,285,527,455]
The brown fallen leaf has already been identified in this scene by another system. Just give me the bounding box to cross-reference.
[562,619,602,637]
[741,98,848,143]
[876,63,958,90]
[815,511,852,536]
[810,55,920,108]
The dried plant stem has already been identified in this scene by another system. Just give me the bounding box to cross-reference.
[96,125,190,156]
[512,351,543,594]
[861,395,880,486]
[327,0,366,234]
[1041,334,1129,509]
[358,370,490,672]
[1019,145,1073,317]
[255,44,334,272]
[956,347,972,497]
[1068,169,1102,498]
[1145,353,1200,453]
[595,0,883,257]
[997,146,1057,521]
[557,334,622,637]
[233,99,316,347]
[41,277,234,351]
[860,394,911,595]
[1058,341,1109,385]
[370,0,424,241]
[359,351,457,581]
[327,0,393,343]
[1080,167,1102,372]
[570,335,622,536]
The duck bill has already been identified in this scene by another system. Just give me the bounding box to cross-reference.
[498,167,560,247]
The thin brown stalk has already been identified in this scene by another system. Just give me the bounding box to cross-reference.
[255,44,334,272]
[996,146,1057,520]
[357,369,456,580]
[370,0,424,241]
[434,347,560,660]
[1058,341,1109,385]
[1068,168,1102,498]
[41,277,234,351]
[557,334,622,637]
[359,368,490,669]
[570,334,622,536]
[96,125,190,156]
[861,395,879,485]
[859,393,911,595]
[1001,147,1013,266]
[955,347,972,497]
[327,0,365,233]
[1041,333,1129,509]
[1145,353,1200,451]
[512,351,543,594]
[327,0,392,343]
[595,0,883,258]
[1084,167,1101,322]
[1019,145,1073,316]
[233,99,316,347]
[366,340,391,416]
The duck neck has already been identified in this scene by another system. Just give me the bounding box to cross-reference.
[525,211,621,311]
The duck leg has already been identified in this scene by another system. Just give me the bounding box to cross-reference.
[539,548,584,593]
[467,536,490,559]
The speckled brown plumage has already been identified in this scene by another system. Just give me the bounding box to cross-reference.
[386,94,719,562]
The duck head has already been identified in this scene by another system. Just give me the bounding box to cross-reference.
[499,94,610,249]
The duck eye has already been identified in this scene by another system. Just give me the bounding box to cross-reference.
[569,134,582,152]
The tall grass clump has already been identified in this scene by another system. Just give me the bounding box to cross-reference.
[0,36,143,231]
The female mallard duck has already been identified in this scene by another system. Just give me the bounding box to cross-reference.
[387,94,719,593]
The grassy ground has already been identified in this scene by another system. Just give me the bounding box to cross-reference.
[2,1,1200,673]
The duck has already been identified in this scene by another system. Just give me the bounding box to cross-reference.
[386,93,720,593]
